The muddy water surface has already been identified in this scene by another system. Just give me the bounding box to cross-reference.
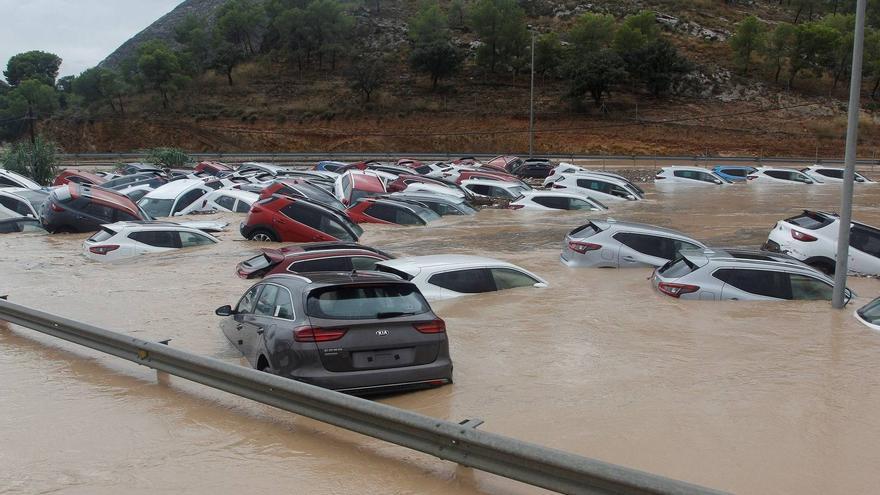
[3,183,880,495]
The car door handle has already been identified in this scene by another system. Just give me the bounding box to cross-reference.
[623,256,636,262]
[236,324,243,331]
[256,328,264,335]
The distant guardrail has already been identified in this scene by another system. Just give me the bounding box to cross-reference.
[0,298,727,495]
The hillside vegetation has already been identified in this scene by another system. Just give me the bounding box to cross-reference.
[5,0,880,156]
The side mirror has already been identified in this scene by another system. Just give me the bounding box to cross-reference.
[714,179,722,185]
[533,282,548,288]
[215,305,234,316]
[844,288,855,305]
[626,195,636,200]
[805,179,814,184]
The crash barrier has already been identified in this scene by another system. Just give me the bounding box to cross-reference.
[57,151,879,168]
[0,298,727,495]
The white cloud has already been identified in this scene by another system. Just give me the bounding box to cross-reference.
[0,0,182,82]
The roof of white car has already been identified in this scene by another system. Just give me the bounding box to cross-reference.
[592,219,703,241]
[0,169,41,188]
[568,171,632,184]
[460,178,523,189]
[754,167,805,173]
[378,255,524,274]
[522,190,591,199]
[143,179,206,199]
[659,166,714,172]
[100,221,208,232]
[207,188,258,201]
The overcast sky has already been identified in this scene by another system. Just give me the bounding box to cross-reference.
[0,0,182,82]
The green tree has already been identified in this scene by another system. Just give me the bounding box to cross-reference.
[4,51,62,87]
[410,1,447,45]
[730,15,766,74]
[624,39,692,96]
[787,21,839,88]
[448,0,466,29]
[469,0,528,73]
[73,67,129,113]
[0,135,59,186]
[763,23,797,83]
[303,0,354,70]
[347,55,384,102]
[865,28,880,97]
[820,13,855,88]
[534,32,563,80]
[215,0,266,55]
[568,13,616,52]
[174,14,214,73]
[410,42,462,90]
[145,147,191,168]
[564,49,627,107]
[621,10,660,40]
[56,75,76,110]
[136,40,189,108]
[2,79,59,143]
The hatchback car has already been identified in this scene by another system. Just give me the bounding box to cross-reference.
[236,242,394,279]
[385,192,476,216]
[334,171,387,206]
[655,166,731,185]
[137,178,214,218]
[346,198,441,225]
[375,255,548,301]
[509,191,606,211]
[41,183,150,233]
[0,188,49,219]
[854,296,880,331]
[215,272,453,394]
[241,195,363,242]
[801,165,874,183]
[386,174,468,199]
[194,161,234,177]
[180,189,259,215]
[52,169,107,187]
[651,248,851,301]
[562,220,706,268]
[259,178,346,211]
[747,167,818,184]
[712,165,758,182]
[460,179,530,200]
[550,172,644,202]
[764,209,880,275]
[510,158,555,179]
[83,221,221,261]
[0,168,42,189]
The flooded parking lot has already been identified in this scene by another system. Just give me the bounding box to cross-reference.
[3,183,880,494]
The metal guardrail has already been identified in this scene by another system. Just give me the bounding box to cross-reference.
[0,298,726,495]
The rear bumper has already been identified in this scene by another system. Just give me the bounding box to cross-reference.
[762,239,782,253]
[283,358,453,396]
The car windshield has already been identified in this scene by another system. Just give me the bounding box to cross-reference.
[138,198,173,218]
[858,298,880,325]
[306,283,430,319]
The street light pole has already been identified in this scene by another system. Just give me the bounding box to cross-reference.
[832,0,867,308]
[529,29,536,158]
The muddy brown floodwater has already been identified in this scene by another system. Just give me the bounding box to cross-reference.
[3,183,880,495]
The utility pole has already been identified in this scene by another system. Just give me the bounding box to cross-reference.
[529,28,536,158]
[832,0,867,308]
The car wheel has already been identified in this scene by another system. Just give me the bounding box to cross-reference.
[249,230,277,242]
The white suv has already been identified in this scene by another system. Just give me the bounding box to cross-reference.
[747,167,819,184]
[801,165,874,184]
[654,166,730,185]
[550,172,644,202]
[764,210,880,275]
[83,221,222,261]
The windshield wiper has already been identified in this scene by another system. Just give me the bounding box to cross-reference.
[376,311,417,319]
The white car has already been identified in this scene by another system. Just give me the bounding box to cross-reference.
[747,167,819,184]
[542,163,588,187]
[801,165,874,184]
[137,179,214,218]
[401,181,466,199]
[855,297,880,331]
[375,255,548,301]
[549,172,644,202]
[654,166,731,185]
[765,209,880,275]
[509,191,606,211]
[460,178,530,200]
[177,189,259,215]
[83,221,221,261]
[0,188,49,218]
[0,169,41,189]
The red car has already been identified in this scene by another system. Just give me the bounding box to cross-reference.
[336,171,386,206]
[258,178,346,211]
[194,161,233,176]
[397,158,423,168]
[455,170,520,184]
[240,196,363,242]
[346,198,441,225]
[485,155,522,173]
[52,169,107,187]
[236,242,394,279]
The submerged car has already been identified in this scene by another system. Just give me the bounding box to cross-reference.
[550,172,644,202]
[137,179,214,218]
[712,165,758,182]
[746,167,818,184]
[236,242,393,279]
[346,198,441,225]
[52,169,107,187]
[215,272,453,394]
[83,221,221,261]
[0,169,42,189]
[764,210,880,275]
[334,171,387,206]
[651,248,851,301]
[508,191,606,211]
[0,188,49,219]
[259,178,346,211]
[385,192,476,216]
[0,217,45,234]
[240,196,363,242]
[41,183,149,233]
[562,220,706,268]
[801,165,874,183]
[655,166,731,185]
[460,179,530,200]
[178,189,259,215]
[375,255,548,301]
[855,297,880,331]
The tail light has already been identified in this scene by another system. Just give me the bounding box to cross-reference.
[50,203,65,212]
[657,282,700,298]
[548,170,555,176]
[293,326,347,342]
[568,241,601,254]
[508,204,525,210]
[791,229,817,242]
[552,183,566,189]
[89,245,119,255]
[414,319,446,334]
[746,175,758,181]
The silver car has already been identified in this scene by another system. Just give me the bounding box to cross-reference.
[651,248,852,301]
[561,220,705,268]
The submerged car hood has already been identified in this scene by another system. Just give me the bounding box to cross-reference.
[177,220,229,232]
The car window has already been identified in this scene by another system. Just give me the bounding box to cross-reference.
[288,256,353,272]
[765,170,789,180]
[273,286,295,319]
[254,284,280,317]
[713,269,792,299]
[236,285,261,314]
[568,198,597,210]
[789,274,833,300]
[306,283,430,319]
[674,239,702,252]
[491,268,539,289]
[341,174,352,200]
[129,230,180,248]
[849,224,880,257]
[720,168,747,177]
[180,231,215,247]
[467,184,491,196]
[234,199,251,213]
[115,209,140,222]
[576,179,607,194]
[532,196,570,209]
[816,169,843,179]
[0,176,19,187]
[281,202,323,228]
[351,256,381,270]
[364,203,397,222]
[321,215,357,241]
[214,195,236,210]
[174,188,208,213]
[428,268,496,293]
[81,201,116,222]
[395,207,423,225]
[613,232,677,259]
[0,196,31,216]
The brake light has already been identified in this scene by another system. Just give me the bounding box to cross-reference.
[791,229,817,242]
[293,326,348,342]
[657,282,700,298]
[508,204,525,210]
[414,319,446,334]
[552,183,566,189]
[50,203,65,212]
[568,241,601,254]
[548,170,555,176]
[89,245,120,255]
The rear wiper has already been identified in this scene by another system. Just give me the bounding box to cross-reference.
[376,311,417,319]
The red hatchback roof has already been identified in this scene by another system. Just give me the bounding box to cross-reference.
[351,173,386,192]
[71,183,143,218]
[53,169,107,186]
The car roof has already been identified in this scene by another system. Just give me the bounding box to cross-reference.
[461,178,521,189]
[263,271,404,288]
[208,188,258,200]
[522,191,589,199]
[348,172,386,191]
[144,178,206,199]
[75,184,141,215]
[680,247,825,275]
[59,169,106,182]
[100,220,207,232]
[714,165,756,169]
[755,167,804,173]
[592,219,702,240]
[661,166,714,172]
[376,255,523,275]
[569,171,632,185]
[387,192,463,204]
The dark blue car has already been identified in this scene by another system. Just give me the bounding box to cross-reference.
[712,165,757,182]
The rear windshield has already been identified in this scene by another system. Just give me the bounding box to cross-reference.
[569,222,600,237]
[658,256,697,278]
[786,211,834,230]
[242,253,272,270]
[88,228,116,243]
[858,298,880,325]
[375,265,415,281]
[306,284,430,320]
